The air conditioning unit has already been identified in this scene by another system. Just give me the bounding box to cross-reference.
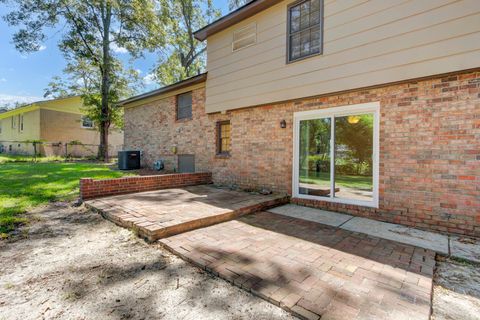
[118,150,141,170]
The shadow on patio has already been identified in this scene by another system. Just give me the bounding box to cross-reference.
[85,185,288,241]
[160,211,435,320]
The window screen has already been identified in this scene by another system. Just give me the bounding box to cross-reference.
[217,121,231,155]
[177,92,192,120]
[81,116,94,128]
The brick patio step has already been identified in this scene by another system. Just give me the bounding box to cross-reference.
[86,185,289,242]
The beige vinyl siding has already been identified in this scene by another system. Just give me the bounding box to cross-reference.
[205,0,480,113]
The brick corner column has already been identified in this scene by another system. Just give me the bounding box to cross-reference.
[79,178,94,200]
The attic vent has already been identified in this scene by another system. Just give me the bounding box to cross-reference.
[232,23,256,52]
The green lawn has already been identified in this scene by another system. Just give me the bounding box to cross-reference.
[0,156,130,237]
[0,154,65,164]
[300,170,372,190]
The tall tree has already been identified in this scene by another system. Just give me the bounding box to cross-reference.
[2,0,163,161]
[153,0,220,86]
[229,0,253,11]
[45,55,141,131]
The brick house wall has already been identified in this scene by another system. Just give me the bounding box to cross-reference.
[40,109,123,157]
[124,70,480,237]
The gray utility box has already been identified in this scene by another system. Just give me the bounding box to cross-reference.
[118,151,141,170]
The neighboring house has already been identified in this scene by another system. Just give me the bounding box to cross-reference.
[0,96,123,156]
[120,0,479,237]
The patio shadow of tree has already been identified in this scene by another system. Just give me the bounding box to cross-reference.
[236,212,434,277]
[185,232,431,318]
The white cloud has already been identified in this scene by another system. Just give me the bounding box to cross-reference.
[110,42,128,54]
[143,73,156,85]
[38,45,47,51]
[0,94,42,107]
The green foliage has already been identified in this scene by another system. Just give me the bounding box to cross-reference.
[153,0,220,85]
[299,170,373,190]
[2,0,164,160]
[45,56,139,130]
[335,114,374,169]
[229,0,253,11]
[0,159,131,237]
[299,115,374,176]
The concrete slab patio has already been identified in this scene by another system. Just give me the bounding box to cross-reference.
[85,185,288,242]
[160,211,435,320]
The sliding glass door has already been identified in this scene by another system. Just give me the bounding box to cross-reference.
[293,103,379,207]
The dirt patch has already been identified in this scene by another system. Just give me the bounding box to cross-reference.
[432,256,480,320]
[0,203,294,320]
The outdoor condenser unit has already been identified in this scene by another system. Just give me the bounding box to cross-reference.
[118,150,141,170]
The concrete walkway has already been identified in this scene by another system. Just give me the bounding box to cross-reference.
[268,204,480,263]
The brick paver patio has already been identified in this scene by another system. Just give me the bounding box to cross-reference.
[160,211,435,320]
[86,185,288,241]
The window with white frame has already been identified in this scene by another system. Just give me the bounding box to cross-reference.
[232,23,256,52]
[81,116,94,129]
[11,116,16,129]
[293,102,379,207]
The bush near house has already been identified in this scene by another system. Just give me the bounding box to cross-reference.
[0,155,131,238]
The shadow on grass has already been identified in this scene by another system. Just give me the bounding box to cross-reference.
[0,161,127,236]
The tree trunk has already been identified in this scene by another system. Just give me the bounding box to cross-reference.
[99,2,112,162]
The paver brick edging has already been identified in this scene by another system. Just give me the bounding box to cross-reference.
[80,172,212,200]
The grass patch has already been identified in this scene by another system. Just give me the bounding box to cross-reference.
[300,170,372,190]
[0,154,64,164]
[0,159,131,237]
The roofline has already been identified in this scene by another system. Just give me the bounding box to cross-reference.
[118,73,207,106]
[0,95,81,120]
[194,0,282,41]
[34,95,81,105]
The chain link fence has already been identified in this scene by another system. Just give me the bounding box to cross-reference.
[0,140,123,159]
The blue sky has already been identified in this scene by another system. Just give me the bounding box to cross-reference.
[0,1,229,106]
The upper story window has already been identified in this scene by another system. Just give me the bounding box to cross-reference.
[176,91,193,120]
[232,23,256,52]
[0,120,2,134]
[288,0,323,62]
[81,116,94,129]
[11,116,16,129]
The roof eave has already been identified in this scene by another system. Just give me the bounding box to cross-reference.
[194,0,282,41]
[118,73,207,107]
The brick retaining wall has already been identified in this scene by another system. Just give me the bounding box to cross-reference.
[80,172,212,200]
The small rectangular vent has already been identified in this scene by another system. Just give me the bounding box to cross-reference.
[232,23,256,52]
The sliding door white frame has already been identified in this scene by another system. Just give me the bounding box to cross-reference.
[292,102,380,208]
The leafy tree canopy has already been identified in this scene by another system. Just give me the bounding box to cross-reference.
[229,0,253,11]
[153,0,220,86]
[2,0,164,160]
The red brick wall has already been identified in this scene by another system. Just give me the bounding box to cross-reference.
[80,173,212,200]
[124,70,480,237]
